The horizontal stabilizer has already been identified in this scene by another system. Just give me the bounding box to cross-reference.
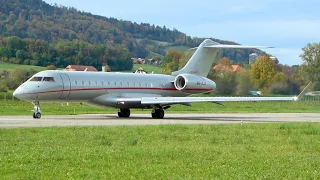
[204,45,273,49]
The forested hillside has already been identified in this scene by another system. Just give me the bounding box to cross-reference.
[0,0,264,70]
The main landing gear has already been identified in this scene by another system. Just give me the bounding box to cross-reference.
[117,106,169,119]
[118,108,131,118]
[32,101,41,119]
[151,107,164,119]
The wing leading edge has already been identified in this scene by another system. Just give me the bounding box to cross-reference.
[140,96,297,105]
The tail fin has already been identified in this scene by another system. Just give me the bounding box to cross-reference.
[172,39,273,77]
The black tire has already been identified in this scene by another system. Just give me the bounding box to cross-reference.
[124,109,130,117]
[158,110,164,119]
[33,113,36,119]
[118,109,130,118]
[151,109,164,119]
[34,112,41,119]
[118,112,124,118]
[151,112,156,118]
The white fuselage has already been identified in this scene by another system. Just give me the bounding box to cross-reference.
[13,70,215,108]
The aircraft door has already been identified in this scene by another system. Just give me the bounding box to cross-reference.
[59,73,71,99]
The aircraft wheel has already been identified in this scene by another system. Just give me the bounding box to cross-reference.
[151,109,164,119]
[158,110,164,119]
[151,112,156,118]
[33,112,41,119]
[118,109,130,118]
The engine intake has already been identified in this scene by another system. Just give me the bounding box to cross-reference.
[174,73,216,94]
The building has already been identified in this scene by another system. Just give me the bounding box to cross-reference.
[131,58,146,64]
[249,53,259,64]
[270,56,279,64]
[213,64,242,72]
[249,53,279,64]
[133,67,147,74]
[64,65,98,72]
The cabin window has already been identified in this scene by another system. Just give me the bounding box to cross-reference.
[75,81,78,85]
[95,81,97,86]
[114,82,116,86]
[127,82,129,87]
[82,81,84,85]
[42,77,55,82]
[120,82,122,87]
[30,77,43,81]
[108,82,110,86]
[102,81,104,86]
[145,83,148,87]
[89,81,91,86]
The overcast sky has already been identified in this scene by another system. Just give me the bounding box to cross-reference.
[44,0,320,65]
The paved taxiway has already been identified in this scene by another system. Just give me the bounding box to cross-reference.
[0,113,320,128]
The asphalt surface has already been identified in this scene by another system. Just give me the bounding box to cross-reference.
[0,113,320,128]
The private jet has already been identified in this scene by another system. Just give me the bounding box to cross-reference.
[13,39,304,119]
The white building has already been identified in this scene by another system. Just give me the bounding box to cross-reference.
[249,53,259,64]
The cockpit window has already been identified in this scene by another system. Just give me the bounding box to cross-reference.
[30,77,43,81]
[43,77,55,82]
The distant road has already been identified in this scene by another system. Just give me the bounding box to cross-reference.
[1,113,320,128]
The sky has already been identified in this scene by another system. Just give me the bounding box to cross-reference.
[44,0,320,65]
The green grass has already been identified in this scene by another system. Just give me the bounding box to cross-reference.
[151,39,172,46]
[0,62,46,71]
[0,99,320,115]
[1,123,320,179]
[147,50,164,58]
[132,64,162,74]
[165,45,190,52]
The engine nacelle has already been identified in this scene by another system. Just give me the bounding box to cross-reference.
[174,73,216,94]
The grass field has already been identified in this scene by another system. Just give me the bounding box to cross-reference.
[0,99,320,115]
[132,64,162,74]
[1,123,319,179]
[165,45,190,52]
[0,62,46,71]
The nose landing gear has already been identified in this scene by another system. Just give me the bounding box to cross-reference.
[32,101,41,119]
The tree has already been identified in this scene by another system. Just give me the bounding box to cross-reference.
[236,69,252,95]
[161,50,182,74]
[251,56,277,91]
[300,43,320,81]
[46,64,57,70]
[268,72,288,94]
[215,70,236,95]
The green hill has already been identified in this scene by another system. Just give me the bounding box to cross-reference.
[0,0,265,71]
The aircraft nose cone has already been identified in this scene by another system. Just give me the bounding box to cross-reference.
[13,88,22,99]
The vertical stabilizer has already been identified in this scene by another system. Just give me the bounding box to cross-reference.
[172,39,272,77]
[172,39,220,77]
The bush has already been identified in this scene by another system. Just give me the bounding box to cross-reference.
[46,65,57,70]
[23,59,30,65]
[30,60,38,66]
[0,81,9,92]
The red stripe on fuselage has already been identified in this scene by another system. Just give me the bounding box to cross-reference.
[23,87,214,95]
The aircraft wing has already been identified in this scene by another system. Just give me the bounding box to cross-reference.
[140,96,297,105]
[116,83,311,105]
[139,82,311,105]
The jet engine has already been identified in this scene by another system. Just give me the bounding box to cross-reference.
[174,73,216,94]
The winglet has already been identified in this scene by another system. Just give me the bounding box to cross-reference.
[295,82,312,101]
